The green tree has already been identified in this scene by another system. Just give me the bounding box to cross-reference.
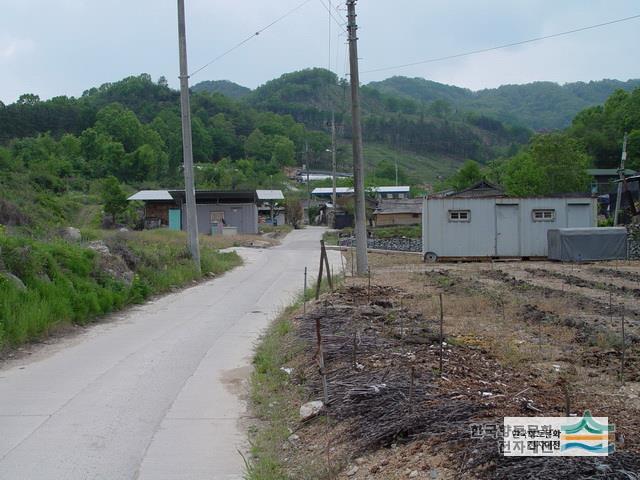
[101,176,128,223]
[502,133,591,196]
[270,135,295,166]
[448,160,483,191]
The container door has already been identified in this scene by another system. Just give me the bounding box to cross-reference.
[567,204,591,228]
[496,204,520,256]
[169,209,181,231]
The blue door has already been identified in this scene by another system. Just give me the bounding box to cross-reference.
[169,209,181,231]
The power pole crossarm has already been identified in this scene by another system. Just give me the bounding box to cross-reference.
[346,0,369,275]
[177,0,201,272]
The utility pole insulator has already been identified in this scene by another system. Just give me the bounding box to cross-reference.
[177,0,201,273]
[346,0,369,275]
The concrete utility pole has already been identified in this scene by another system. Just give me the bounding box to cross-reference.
[395,159,399,186]
[331,112,338,209]
[346,0,368,275]
[177,0,201,272]
[614,133,628,226]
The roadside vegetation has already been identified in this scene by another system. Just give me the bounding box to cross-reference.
[246,278,337,480]
[0,229,241,351]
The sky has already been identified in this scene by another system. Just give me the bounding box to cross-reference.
[1,0,639,104]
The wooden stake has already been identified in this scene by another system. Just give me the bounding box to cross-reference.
[304,267,308,314]
[316,244,325,300]
[321,240,333,291]
[439,293,444,377]
[316,317,329,405]
[621,311,626,385]
[367,267,371,303]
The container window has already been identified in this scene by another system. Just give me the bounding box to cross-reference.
[532,209,555,222]
[448,210,470,222]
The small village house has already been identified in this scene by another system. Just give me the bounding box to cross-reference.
[311,186,410,201]
[373,198,423,227]
[256,190,285,226]
[128,189,283,235]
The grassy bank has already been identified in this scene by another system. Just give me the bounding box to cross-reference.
[246,278,338,480]
[0,229,241,350]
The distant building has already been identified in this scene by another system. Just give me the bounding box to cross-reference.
[373,199,423,227]
[295,170,353,183]
[256,190,285,226]
[312,186,411,200]
[587,168,637,194]
[128,190,283,235]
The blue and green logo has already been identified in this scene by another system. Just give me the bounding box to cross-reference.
[560,411,615,454]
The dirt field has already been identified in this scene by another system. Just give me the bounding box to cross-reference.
[257,254,640,479]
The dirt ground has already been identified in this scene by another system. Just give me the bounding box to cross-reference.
[279,254,640,479]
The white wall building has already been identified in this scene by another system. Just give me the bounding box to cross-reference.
[422,195,597,261]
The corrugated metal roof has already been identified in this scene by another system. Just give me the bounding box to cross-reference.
[256,190,285,200]
[312,186,410,195]
[375,186,411,193]
[128,190,174,201]
[374,199,423,215]
[588,168,637,176]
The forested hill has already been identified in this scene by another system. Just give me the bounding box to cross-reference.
[367,77,640,131]
[242,68,530,163]
[191,80,251,99]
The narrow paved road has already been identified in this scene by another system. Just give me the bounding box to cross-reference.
[0,228,342,480]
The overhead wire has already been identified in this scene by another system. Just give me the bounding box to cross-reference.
[361,13,640,75]
[317,0,347,34]
[190,0,315,77]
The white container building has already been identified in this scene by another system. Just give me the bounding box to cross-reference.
[422,193,597,261]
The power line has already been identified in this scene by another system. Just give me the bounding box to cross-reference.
[317,0,347,33]
[190,0,315,77]
[362,13,640,74]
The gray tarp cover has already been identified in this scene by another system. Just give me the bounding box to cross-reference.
[547,227,628,261]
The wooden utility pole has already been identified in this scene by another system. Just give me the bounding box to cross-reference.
[346,0,368,275]
[177,0,201,272]
[614,133,628,226]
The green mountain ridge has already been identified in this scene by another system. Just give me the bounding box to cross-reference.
[192,75,640,132]
[368,77,640,130]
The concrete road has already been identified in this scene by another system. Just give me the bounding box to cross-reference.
[0,227,342,480]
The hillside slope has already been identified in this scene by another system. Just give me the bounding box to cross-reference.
[192,80,251,99]
[368,77,640,130]
[245,68,530,165]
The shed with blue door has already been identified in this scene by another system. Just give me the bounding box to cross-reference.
[128,189,272,235]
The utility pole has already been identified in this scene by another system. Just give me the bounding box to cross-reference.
[177,0,201,273]
[331,112,338,209]
[614,133,628,226]
[395,159,399,186]
[305,142,311,224]
[346,0,368,275]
